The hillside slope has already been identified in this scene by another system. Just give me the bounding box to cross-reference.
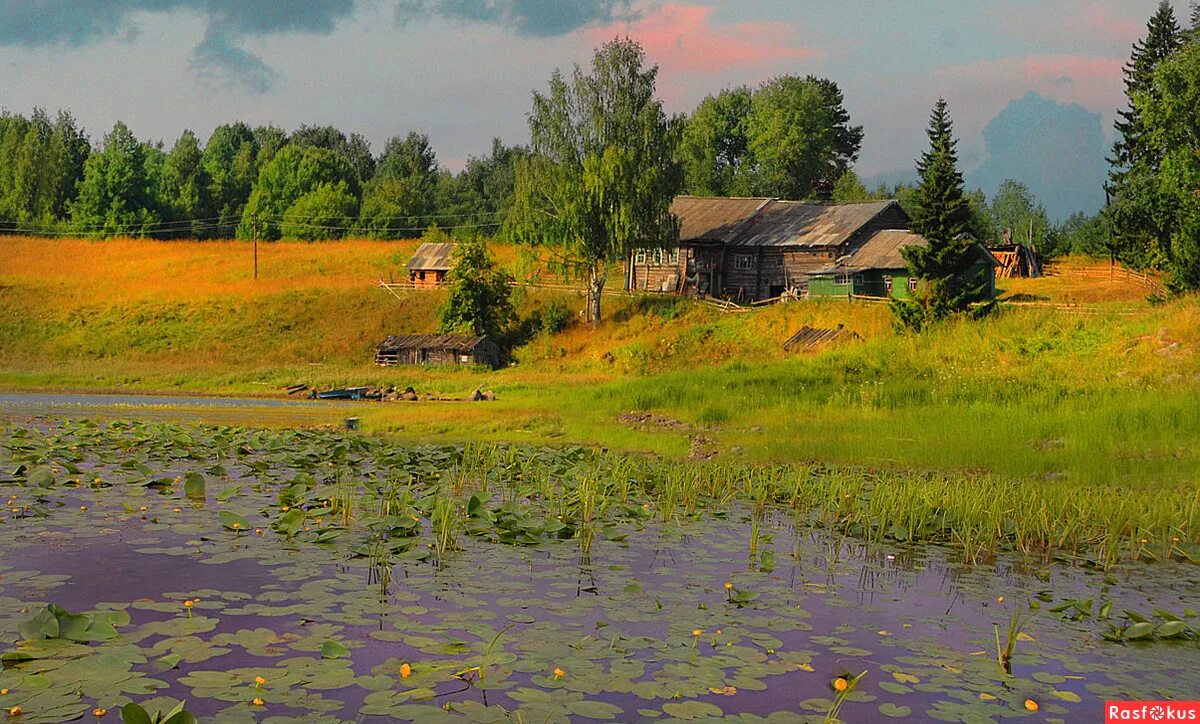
[3,237,1198,484]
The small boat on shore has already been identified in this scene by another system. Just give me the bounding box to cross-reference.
[310,387,369,401]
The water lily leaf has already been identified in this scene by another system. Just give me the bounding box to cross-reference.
[879,703,912,718]
[183,473,205,500]
[120,703,154,724]
[1156,621,1187,638]
[19,608,60,641]
[218,511,250,532]
[566,699,624,719]
[1125,622,1155,640]
[662,701,723,719]
[320,641,349,659]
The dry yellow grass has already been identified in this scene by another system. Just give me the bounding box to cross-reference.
[2,236,420,304]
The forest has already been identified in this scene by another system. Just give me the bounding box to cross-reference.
[0,2,1195,287]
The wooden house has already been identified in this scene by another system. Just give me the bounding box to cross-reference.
[625,196,772,295]
[406,242,457,288]
[807,230,998,300]
[374,334,501,369]
[625,196,913,301]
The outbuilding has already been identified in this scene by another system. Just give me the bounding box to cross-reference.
[405,242,457,288]
[374,334,501,369]
[807,230,998,300]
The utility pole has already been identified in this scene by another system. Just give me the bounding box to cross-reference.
[252,212,258,281]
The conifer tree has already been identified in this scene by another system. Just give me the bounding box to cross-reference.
[893,99,989,330]
[1106,1,1181,265]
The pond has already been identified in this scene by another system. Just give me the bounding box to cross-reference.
[0,418,1196,723]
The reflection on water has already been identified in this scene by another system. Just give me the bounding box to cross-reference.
[0,417,1196,722]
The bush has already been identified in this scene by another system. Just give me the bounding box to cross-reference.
[540,301,571,335]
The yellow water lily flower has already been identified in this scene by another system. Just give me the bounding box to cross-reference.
[553,668,565,679]
[254,676,266,686]
[251,698,264,707]
[833,677,849,692]
[692,629,702,637]
[1024,699,1038,711]
[92,708,107,718]
[7,707,22,718]
[400,663,412,679]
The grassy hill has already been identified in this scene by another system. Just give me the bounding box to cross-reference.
[2,236,1198,488]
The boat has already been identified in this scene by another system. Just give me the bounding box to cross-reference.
[311,387,369,401]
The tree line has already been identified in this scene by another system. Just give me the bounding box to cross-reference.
[2,64,1091,255]
[0,115,526,240]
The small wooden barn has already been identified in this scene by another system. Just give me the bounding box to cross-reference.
[808,230,998,300]
[374,334,500,369]
[406,242,457,288]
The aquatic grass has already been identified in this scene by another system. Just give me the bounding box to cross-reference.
[994,604,1026,675]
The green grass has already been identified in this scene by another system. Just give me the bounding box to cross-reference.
[3,236,1200,491]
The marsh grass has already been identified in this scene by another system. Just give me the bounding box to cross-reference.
[355,441,1196,566]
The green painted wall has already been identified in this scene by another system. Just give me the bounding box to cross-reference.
[808,261,994,301]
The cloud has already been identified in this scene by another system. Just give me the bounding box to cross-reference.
[0,1,356,92]
[989,0,1147,54]
[968,92,1109,219]
[395,0,636,36]
[934,54,1125,134]
[581,3,819,105]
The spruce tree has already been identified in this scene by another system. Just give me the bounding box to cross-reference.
[1106,1,1181,267]
[893,99,989,330]
[1110,1,1181,177]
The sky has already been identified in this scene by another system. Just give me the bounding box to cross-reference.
[0,0,1187,219]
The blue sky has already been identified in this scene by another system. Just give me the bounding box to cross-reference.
[0,0,1184,217]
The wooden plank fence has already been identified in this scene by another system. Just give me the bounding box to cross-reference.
[1041,262,1166,297]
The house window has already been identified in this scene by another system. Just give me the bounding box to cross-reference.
[734,254,753,271]
[908,277,918,291]
[884,276,893,293]
[635,250,647,265]
[853,274,865,285]
[669,249,680,265]
[653,248,664,265]
[774,256,785,268]
[835,273,852,285]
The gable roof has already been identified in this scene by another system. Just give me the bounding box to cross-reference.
[671,195,774,243]
[405,242,457,271]
[811,229,1000,274]
[842,229,926,270]
[727,200,901,248]
[376,334,491,353]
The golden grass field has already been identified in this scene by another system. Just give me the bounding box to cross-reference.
[3,235,1198,484]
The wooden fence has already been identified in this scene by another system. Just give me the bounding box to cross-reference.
[1041,262,1166,297]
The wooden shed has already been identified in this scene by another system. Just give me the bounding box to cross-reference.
[406,242,457,288]
[808,230,998,300]
[374,334,501,369]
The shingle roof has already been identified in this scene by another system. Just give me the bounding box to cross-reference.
[810,229,999,274]
[405,242,457,271]
[727,200,899,248]
[841,229,926,270]
[782,325,862,352]
[376,334,490,353]
[670,195,774,243]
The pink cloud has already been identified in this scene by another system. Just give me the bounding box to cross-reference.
[583,3,818,101]
[988,0,1145,54]
[1069,3,1142,43]
[934,54,1125,134]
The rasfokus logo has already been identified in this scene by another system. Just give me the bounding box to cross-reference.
[1106,701,1200,722]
